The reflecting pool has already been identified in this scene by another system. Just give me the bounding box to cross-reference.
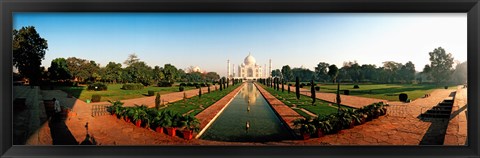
[199,82,294,142]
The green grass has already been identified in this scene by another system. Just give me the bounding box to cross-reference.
[260,84,350,118]
[314,83,458,101]
[162,83,242,115]
[54,83,195,102]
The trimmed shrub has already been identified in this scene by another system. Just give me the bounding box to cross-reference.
[353,85,360,89]
[157,81,173,87]
[122,83,144,90]
[91,95,101,102]
[87,82,108,91]
[195,85,200,88]
[179,83,187,87]
[187,83,193,87]
[147,90,155,96]
[200,83,207,87]
[343,90,350,95]
[399,93,408,102]
[444,86,448,89]
[179,86,185,92]
[315,86,320,91]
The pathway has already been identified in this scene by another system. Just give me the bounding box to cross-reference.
[286,85,388,109]
[90,85,219,107]
[444,87,467,145]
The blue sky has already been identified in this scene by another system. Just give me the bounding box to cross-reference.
[13,13,467,77]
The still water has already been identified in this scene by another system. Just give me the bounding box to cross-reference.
[199,82,294,142]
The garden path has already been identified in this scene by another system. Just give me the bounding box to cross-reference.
[286,85,388,109]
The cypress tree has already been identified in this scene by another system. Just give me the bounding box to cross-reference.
[282,78,284,92]
[199,87,202,98]
[311,79,316,105]
[296,77,300,100]
[155,92,161,109]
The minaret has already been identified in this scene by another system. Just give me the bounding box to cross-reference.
[264,64,267,78]
[269,59,272,77]
[232,64,235,78]
[227,60,231,78]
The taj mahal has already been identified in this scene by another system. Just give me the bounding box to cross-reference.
[227,53,272,81]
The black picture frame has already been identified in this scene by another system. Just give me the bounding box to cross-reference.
[1,0,479,158]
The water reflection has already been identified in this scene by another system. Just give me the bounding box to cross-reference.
[200,82,294,142]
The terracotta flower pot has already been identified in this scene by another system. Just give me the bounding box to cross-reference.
[166,127,177,137]
[302,133,311,140]
[155,127,164,133]
[316,130,324,138]
[135,120,142,127]
[124,117,131,123]
[349,120,355,129]
[183,130,194,140]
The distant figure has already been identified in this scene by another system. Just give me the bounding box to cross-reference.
[246,121,250,130]
[53,98,61,113]
[247,106,250,112]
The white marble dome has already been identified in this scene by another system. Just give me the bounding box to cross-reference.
[244,53,256,66]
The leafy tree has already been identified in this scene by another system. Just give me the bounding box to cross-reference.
[382,61,402,83]
[152,66,165,83]
[292,67,315,82]
[125,61,153,85]
[314,62,330,82]
[104,62,123,83]
[360,64,377,82]
[48,58,72,81]
[13,26,48,86]
[342,61,361,83]
[427,47,454,84]
[399,61,416,83]
[123,53,140,66]
[327,64,339,83]
[452,61,467,84]
[205,72,220,82]
[163,64,178,84]
[271,69,282,78]
[66,57,90,83]
[185,72,203,82]
[281,65,294,82]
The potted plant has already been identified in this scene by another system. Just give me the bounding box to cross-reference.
[130,105,148,127]
[163,110,181,137]
[152,110,165,133]
[293,118,316,140]
[312,116,332,138]
[107,100,124,117]
[326,115,342,134]
[180,114,200,140]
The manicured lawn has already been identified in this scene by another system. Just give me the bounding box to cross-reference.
[314,83,458,101]
[55,83,195,102]
[259,84,350,118]
[162,83,242,115]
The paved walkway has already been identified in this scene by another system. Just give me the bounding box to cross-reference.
[287,85,388,109]
[293,88,459,145]
[444,87,467,145]
[90,85,219,107]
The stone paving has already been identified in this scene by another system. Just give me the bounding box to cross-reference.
[23,83,467,146]
[444,87,468,145]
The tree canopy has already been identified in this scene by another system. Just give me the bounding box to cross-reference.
[13,26,48,85]
[427,47,454,84]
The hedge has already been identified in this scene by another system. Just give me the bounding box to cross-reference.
[122,83,144,90]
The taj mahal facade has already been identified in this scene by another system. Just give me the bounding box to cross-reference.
[227,53,272,81]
